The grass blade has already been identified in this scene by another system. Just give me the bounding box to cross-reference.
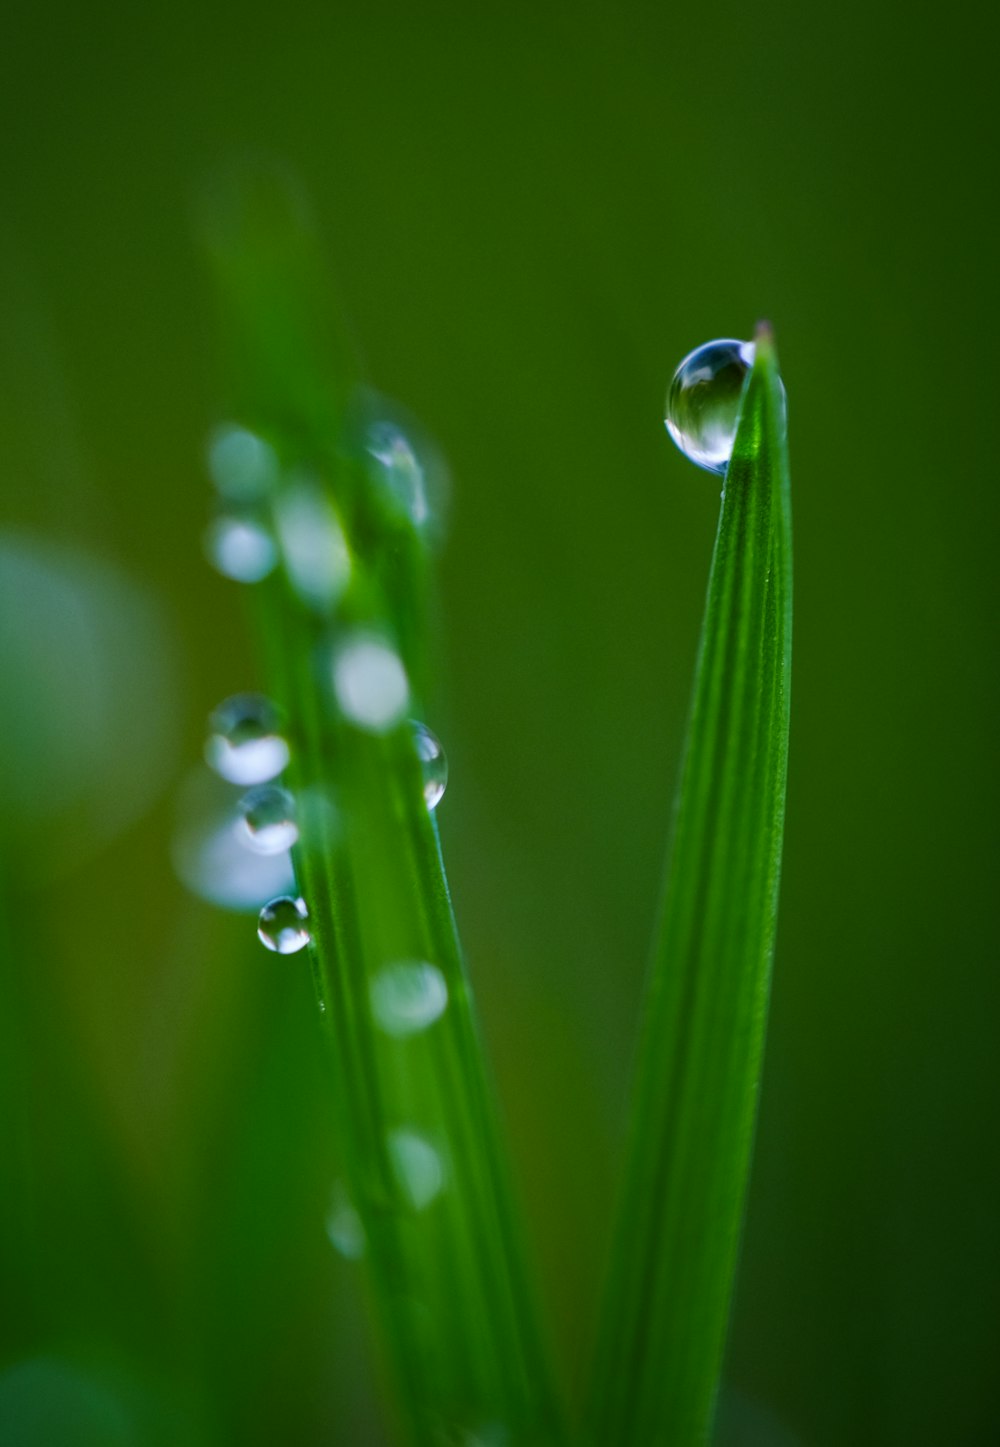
[589,324,792,1447]
[200,170,566,1447]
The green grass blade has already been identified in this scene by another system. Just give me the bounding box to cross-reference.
[200,171,566,1447]
[589,324,792,1447]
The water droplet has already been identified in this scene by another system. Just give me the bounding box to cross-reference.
[411,721,448,809]
[204,515,277,583]
[257,894,311,954]
[367,421,431,526]
[274,481,351,611]
[387,1128,444,1211]
[206,423,280,501]
[333,634,409,734]
[205,694,290,786]
[172,767,295,911]
[325,1181,366,1260]
[239,784,298,853]
[664,339,756,474]
[371,962,448,1037]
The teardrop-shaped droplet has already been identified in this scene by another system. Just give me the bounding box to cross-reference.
[370,961,448,1037]
[332,634,410,735]
[205,694,290,786]
[410,720,448,809]
[257,894,311,953]
[387,1128,444,1211]
[274,481,351,612]
[664,339,755,474]
[204,515,277,583]
[240,784,298,854]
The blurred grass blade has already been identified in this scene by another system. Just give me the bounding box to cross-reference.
[200,166,566,1447]
[590,325,792,1447]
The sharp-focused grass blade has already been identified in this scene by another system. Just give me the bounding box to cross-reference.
[589,325,792,1447]
[201,169,566,1447]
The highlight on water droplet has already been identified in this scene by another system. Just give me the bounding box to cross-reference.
[206,423,280,502]
[205,694,290,786]
[325,1181,366,1260]
[203,514,278,583]
[410,720,448,809]
[239,784,298,854]
[370,961,449,1038]
[257,894,311,954]
[274,480,351,612]
[664,338,756,474]
[387,1128,445,1211]
[332,633,410,735]
[366,421,431,527]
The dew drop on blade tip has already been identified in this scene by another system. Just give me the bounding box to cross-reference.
[664,338,755,474]
[257,894,311,954]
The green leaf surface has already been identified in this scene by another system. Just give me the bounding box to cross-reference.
[201,172,566,1447]
[589,326,793,1447]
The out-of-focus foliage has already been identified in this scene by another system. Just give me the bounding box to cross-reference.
[0,3,997,1445]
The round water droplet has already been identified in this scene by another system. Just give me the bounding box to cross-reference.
[325,1181,366,1260]
[203,515,277,583]
[239,784,298,853]
[257,894,311,953]
[333,634,410,734]
[387,1128,444,1211]
[371,961,449,1037]
[411,720,448,809]
[274,481,351,612]
[665,339,756,474]
[206,423,280,501]
[205,694,290,786]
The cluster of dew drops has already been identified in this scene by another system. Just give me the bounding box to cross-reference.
[199,415,448,960]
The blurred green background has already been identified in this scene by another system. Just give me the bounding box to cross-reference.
[1,2,996,1444]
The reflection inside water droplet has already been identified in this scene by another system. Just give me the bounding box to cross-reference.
[387,1128,444,1211]
[205,694,290,785]
[410,720,448,809]
[257,895,311,954]
[239,784,298,853]
[664,338,755,474]
[366,421,430,526]
[325,1181,366,1260]
[171,768,295,911]
[371,962,448,1037]
[204,515,277,583]
[333,635,410,734]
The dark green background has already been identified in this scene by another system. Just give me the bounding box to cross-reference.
[1,3,996,1444]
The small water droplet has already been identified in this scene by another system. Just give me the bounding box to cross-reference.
[206,423,280,501]
[275,481,351,611]
[371,961,448,1037]
[333,634,410,734]
[203,515,278,583]
[665,338,756,474]
[366,421,431,526]
[257,894,311,953]
[325,1181,366,1260]
[239,784,298,853]
[387,1128,444,1211]
[411,720,448,808]
[205,694,290,786]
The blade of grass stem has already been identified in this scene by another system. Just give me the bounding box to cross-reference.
[589,324,792,1447]
[201,169,566,1447]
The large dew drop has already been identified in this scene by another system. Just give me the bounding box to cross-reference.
[333,634,410,734]
[239,784,298,854]
[257,894,311,954]
[411,721,448,809]
[370,961,449,1037]
[664,339,755,474]
[205,694,290,786]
